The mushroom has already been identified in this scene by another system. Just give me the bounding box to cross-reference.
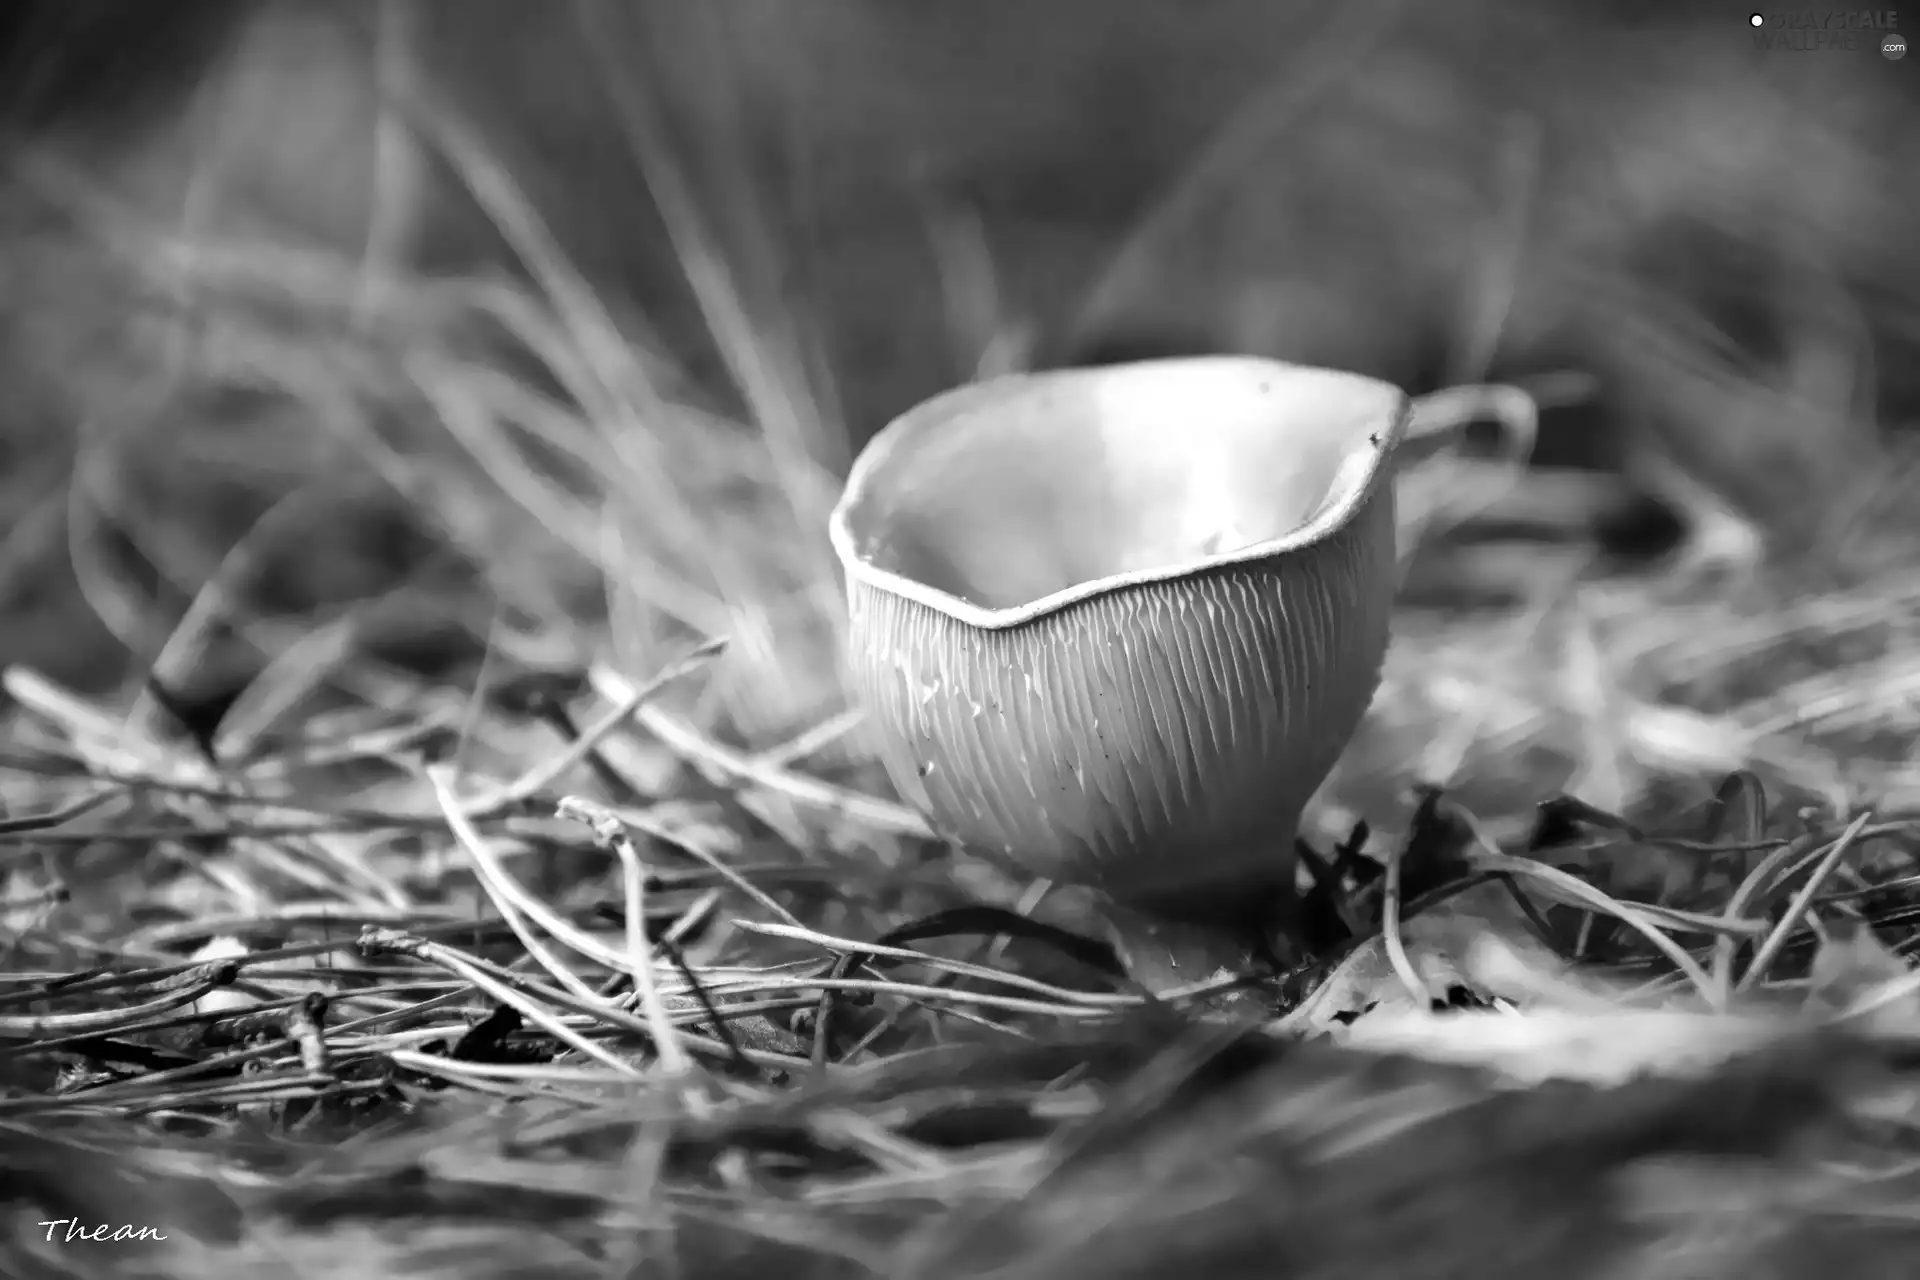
[828,356,1532,995]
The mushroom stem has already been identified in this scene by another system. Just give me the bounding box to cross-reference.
[1100,895,1290,1000]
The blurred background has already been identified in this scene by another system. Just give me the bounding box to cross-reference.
[0,0,1916,832]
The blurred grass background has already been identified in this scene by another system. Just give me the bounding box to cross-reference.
[0,0,1917,861]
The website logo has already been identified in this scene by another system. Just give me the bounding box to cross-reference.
[1748,9,1903,52]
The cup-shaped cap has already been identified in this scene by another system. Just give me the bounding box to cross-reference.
[829,357,1406,916]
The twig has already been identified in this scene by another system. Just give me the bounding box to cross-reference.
[558,797,693,1077]
[428,764,642,996]
[282,992,333,1078]
[467,637,727,816]
[0,962,241,1039]
[609,804,806,929]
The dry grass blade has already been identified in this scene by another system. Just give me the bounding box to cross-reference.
[1736,812,1876,993]
[1716,831,1829,999]
[591,663,932,838]
[1068,0,1407,341]
[735,919,1154,1008]
[356,928,639,1077]
[1468,852,1721,1006]
[0,787,122,833]
[1380,827,1431,1006]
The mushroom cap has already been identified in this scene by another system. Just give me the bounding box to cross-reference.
[829,357,1406,913]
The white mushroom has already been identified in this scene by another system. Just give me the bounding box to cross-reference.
[830,356,1528,994]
